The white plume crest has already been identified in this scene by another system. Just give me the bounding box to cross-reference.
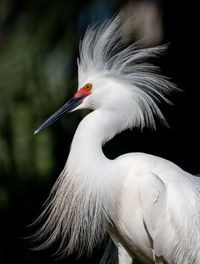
[78,13,176,129]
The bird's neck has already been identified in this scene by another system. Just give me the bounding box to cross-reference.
[68,109,122,175]
[54,109,123,253]
[43,110,124,255]
[67,108,124,216]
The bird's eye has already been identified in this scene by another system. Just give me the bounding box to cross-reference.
[85,83,93,90]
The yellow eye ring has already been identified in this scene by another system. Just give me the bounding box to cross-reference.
[85,83,93,90]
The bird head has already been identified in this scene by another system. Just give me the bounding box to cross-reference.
[34,14,176,135]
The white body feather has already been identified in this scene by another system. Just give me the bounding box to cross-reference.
[35,13,200,263]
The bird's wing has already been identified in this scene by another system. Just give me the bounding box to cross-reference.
[139,171,200,264]
[139,172,169,261]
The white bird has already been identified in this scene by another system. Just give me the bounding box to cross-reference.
[34,14,200,264]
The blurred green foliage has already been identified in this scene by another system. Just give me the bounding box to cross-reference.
[0,0,78,201]
[0,0,90,262]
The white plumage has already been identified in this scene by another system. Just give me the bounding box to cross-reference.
[34,13,200,264]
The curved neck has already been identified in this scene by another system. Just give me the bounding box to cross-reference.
[70,109,122,160]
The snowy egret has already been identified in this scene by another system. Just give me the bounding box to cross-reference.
[34,14,200,264]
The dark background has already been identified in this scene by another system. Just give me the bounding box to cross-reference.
[0,0,199,263]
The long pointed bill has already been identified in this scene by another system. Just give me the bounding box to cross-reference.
[34,95,84,135]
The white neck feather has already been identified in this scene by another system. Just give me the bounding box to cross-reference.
[38,109,122,256]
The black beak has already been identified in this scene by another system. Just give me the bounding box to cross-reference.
[34,96,83,135]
